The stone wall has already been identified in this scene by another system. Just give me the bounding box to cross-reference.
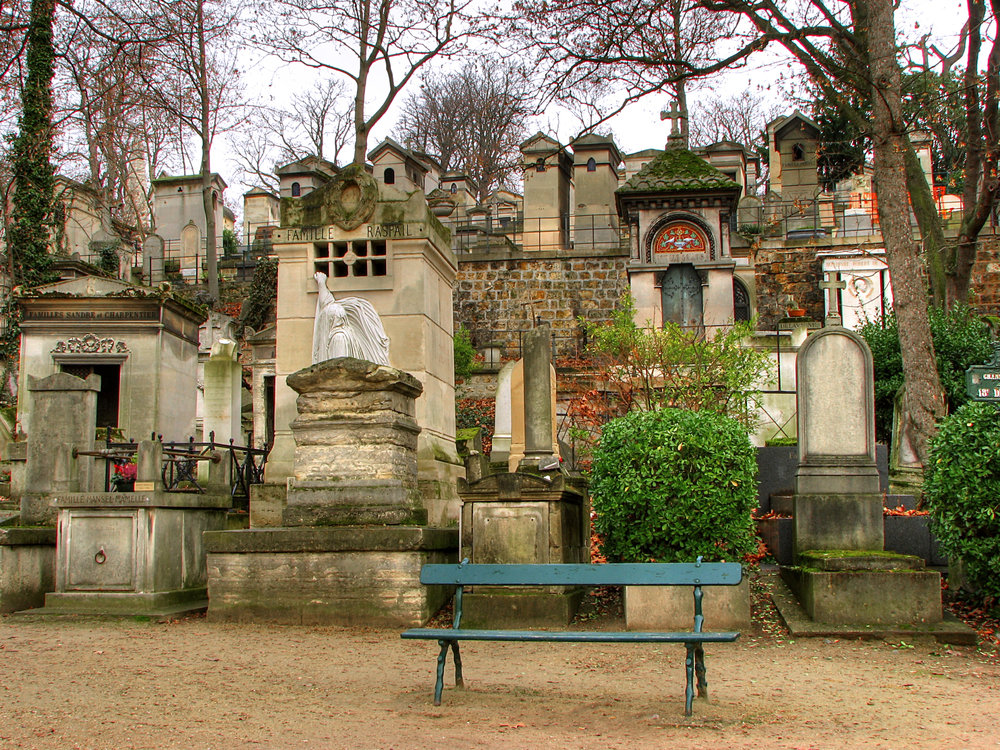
[970,236,1000,312]
[753,241,825,329]
[454,248,630,360]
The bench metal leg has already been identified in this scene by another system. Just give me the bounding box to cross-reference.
[694,644,708,701]
[684,643,695,716]
[433,640,463,705]
[451,641,464,688]
[434,640,449,705]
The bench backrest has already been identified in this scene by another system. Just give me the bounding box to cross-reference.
[419,562,742,587]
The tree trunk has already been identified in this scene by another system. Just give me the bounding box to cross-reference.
[197,0,218,302]
[352,61,370,166]
[864,0,945,464]
[903,142,947,307]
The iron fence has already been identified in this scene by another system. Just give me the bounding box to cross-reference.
[739,194,1000,242]
[89,431,268,512]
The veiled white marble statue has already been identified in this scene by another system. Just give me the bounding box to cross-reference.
[312,271,391,366]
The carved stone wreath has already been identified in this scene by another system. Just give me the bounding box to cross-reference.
[52,333,129,354]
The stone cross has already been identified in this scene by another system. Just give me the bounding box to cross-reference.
[660,102,688,149]
[819,273,847,327]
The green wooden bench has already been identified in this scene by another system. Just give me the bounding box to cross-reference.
[401,559,742,715]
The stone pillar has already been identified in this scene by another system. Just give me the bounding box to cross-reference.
[22,373,100,525]
[136,440,164,491]
[521,325,555,467]
[282,357,425,526]
[203,339,243,446]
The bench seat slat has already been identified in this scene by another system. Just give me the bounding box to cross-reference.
[401,628,739,643]
[418,562,742,587]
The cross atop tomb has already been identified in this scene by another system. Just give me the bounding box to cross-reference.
[660,101,688,150]
[819,273,847,327]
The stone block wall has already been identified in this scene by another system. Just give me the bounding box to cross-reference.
[754,241,825,329]
[970,236,1000,311]
[455,249,630,360]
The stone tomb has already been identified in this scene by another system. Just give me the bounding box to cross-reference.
[782,326,941,626]
[263,165,462,526]
[205,359,456,626]
[16,276,206,449]
[459,327,588,627]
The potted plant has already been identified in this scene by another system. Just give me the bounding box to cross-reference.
[590,408,758,630]
[112,461,137,492]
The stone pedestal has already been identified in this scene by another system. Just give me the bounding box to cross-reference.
[283,358,425,525]
[204,526,456,626]
[204,358,458,626]
[782,552,941,625]
[792,493,884,556]
[458,471,588,627]
[0,526,56,613]
[43,490,230,615]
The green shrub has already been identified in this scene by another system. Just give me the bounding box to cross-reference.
[453,325,476,381]
[95,242,120,275]
[590,408,758,563]
[858,306,993,444]
[582,295,772,429]
[222,229,238,257]
[923,401,1000,599]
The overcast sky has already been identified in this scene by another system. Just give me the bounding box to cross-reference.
[220,1,980,205]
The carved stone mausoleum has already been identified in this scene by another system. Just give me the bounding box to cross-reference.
[16,276,206,443]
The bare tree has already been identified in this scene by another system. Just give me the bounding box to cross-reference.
[139,0,243,302]
[231,77,353,190]
[515,0,750,132]
[257,0,484,166]
[689,90,784,151]
[58,13,163,241]
[291,78,353,162]
[395,59,535,198]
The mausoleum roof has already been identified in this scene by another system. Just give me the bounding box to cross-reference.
[617,148,741,196]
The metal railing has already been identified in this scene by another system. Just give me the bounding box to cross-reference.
[443,213,630,255]
[738,194,1000,242]
[82,431,268,512]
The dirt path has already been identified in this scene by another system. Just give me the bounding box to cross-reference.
[1,610,998,750]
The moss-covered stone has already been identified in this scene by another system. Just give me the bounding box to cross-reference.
[617,149,740,195]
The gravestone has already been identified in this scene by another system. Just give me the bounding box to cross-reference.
[202,338,243,446]
[490,361,516,464]
[459,325,588,627]
[142,234,165,285]
[782,325,942,627]
[506,357,559,472]
[888,385,926,495]
[22,373,101,525]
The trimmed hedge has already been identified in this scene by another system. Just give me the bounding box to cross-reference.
[590,408,757,563]
[924,401,1000,599]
